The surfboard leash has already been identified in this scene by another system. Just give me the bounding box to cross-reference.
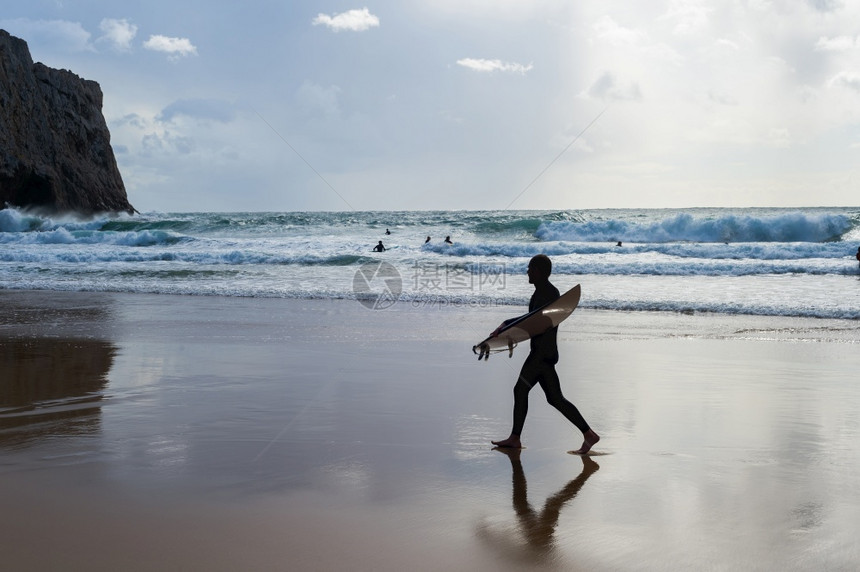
[473,338,518,361]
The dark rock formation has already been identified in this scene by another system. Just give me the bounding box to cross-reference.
[0,29,135,215]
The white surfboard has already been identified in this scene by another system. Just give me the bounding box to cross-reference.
[472,284,581,360]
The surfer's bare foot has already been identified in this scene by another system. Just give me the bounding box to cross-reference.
[570,430,600,455]
[491,436,522,448]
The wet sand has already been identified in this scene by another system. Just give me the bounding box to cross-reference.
[1,290,859,571]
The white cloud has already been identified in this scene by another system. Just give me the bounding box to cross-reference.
[157,99,238,123]
[115,113,149,129]
[767,127,792,148]
[828,71,860,91]
[592,15,647,47]
[143,34,197,59]
[0,18,92,52]
[715,38,740,51]
[808,0,844,13]
[296,81,342,116]
[312,7,380,32]
[586,71,642,101]
[815,35,859,51]
[659,1,713,36]
[141,130,194,156]
[97,18,137,52]
[708,90,738,106]
[456,58,533,74]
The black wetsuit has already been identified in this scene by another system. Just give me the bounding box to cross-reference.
[510,280,590,437]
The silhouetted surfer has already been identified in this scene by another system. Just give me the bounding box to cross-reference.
[856,246,860,269]
[491,254,600,455]
[373,241,387,252]
[385,229,391,235]
[425,236,431,244]
[444,235,453,244]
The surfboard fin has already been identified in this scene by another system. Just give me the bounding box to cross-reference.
[507,338,514,358]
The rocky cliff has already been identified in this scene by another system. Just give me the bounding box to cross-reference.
[0,30,135,215]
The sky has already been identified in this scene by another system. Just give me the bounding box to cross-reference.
[2,1,860,212]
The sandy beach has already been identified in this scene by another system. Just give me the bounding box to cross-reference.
[2,289,859,571]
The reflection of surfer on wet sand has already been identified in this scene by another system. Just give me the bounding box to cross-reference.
[477,448,600,560]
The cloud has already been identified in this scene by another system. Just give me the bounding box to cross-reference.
[659,1,713,36]
[828,71,860,91]
[115,113,149,129]
[157,99,238,123]
[97,18,137,52]
[715,38,740,51]
[456,58,533,74]
[708,90,738,106]
[0,18,92,52]
[586,71,642,101]
[592,15,646,47]
[815,35,859,51]
[143,34,197,59]
[312,7,380,32]
[141,131,194,156]
[767,127,792,148]
[807,0,843,12]
[295,81,342,116]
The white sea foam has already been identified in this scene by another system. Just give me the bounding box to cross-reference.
[535,212,852,243]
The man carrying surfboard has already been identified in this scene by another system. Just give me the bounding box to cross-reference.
[491,254,600,455]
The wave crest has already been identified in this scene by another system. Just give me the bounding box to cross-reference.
[536,212,853,243]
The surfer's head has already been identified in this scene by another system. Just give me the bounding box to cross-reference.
[527,254,551,283]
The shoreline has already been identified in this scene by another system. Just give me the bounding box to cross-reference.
[2,290,859,570]
[2,287,858,337]
[3,269,860,320]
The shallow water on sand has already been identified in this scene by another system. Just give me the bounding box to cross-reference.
[1,291,859,570]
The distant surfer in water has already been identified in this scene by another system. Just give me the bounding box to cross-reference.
[373,241,387,252]
[491,254,600,455]
[425,236,431,244]
[856,246,860,268]
[445,236,453,244]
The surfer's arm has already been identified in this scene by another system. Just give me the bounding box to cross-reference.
[490,314,527,337]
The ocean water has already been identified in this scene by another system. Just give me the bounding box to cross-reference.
[1,206,859,319]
